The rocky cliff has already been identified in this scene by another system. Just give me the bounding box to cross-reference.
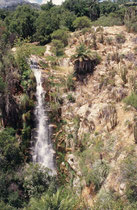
[34,25,137,208]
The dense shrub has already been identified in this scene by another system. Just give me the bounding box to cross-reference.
[23,164,56,198]
[116,33,126,44]
[120,153,137,204]
[92,13,123,27]
[124,93,137,109]
[0,128,23,170]
[72,44,101,77]
[93,190,125,210]
[51,29,69,47]
[73,16,91,30]
[0,77,5,93]
[51,39,64,57]
[26,187,81,210]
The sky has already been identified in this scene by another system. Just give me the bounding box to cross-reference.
[28,0,64,5]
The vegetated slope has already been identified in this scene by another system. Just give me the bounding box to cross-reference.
[40,25,137,208]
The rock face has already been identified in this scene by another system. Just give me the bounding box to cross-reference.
[0,0,39,9]
[0,0,26,8]
[44,25,137,208]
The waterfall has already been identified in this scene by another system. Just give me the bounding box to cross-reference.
[30,59,56,175]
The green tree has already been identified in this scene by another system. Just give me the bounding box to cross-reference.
[5,5,38,39]
[41,0,54,11]
[0,128,23,170]
[52,39,65,56]
[51,28,69,46]
[35,6,75,44]
[63,0,100,20]
[99,1,119,16]
[73,16,91,29]
[23,164,56,198]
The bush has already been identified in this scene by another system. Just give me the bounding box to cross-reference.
[23,164,56,198]
[116,33,126,44]
[93,190,125,210]
[73,16,91,30]
[0,128,23,170]
[124,93,137,109]
[52,39,64,57]
[26,44,46,56]
[66,73,75,91]
[72,44,101,77]
[51,29,69,47]
[92,14,123,27]
[67,94,75,103]
[0,77,5,93]
[26,187,81,210]
[120,153,137,204]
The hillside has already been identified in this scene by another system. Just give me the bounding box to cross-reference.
[36,25,137,208]
[0,0,137,209]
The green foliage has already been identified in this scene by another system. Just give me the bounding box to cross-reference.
[35,7,75,45]
[23,164,56,198]
[0,127,23,170]
[63,0,100,21]
[25,44,46,56]
[99,1,119,16]
[125,6,137,33]
[120,67,128,84]
[0,201,15,210]
[124,92,137,109]
[15,42,35,92]
[52,39,65,57]
[51,29,69,46]
[16,41,30,73]
[120,152,137,203]
[5,5,38,39]
[72,43,101,77]
[26,187,81,210]
[41,1,54,11]
[0,76,5,93]
[89,160,109,191]
[67,93,75,103]
[126,21,137,33]
[92,13,123,27]
[93,190,125,210]
[20,94,34,110]
[116,33,126,44]
[75,43,90,58]
[73,16,91,30]
[66,73,75,91]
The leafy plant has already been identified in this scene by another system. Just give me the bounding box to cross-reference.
[116,33,126,44]
[26,187,81,210]
[93,190,125,210]
[120,152,137,203]
[72,43,101,77]
[73,16,91,30]
[23,164,56,198]
[52,39,64,57]
[51,29,69,47]
[67,94,75,103]
[124,93,137,109]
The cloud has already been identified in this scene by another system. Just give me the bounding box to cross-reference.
[41,0,63,5]
[28,0,40,3]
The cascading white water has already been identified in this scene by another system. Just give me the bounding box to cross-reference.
[30,60,56,175]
